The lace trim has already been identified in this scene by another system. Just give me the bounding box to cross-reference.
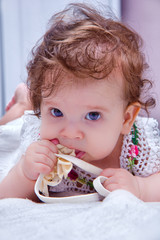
[20,111,41,154]
[49,164,97,195]
[128,123,139,173]
[120,116,160,177]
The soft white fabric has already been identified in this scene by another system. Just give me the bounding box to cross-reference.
[0,190,160,240]
[0,112,39,182]
[0,117,24,181]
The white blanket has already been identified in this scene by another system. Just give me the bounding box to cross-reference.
[0,118,160,240]
[0,190,160,240]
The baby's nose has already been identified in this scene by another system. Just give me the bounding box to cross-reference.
[60,123,84,140]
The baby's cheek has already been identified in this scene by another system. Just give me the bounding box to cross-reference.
[94,140,115,158]
[39,124,50,139]
[40,123,58,141]
[39,125,44,138]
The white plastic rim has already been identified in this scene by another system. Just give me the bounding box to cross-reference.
[93,176,110,197]
[34,176,101,203]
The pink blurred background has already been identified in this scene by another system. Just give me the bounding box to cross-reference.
[122,0,160,124]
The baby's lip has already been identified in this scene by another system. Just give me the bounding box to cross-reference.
[50,138,60,145]
[75,150,85,159]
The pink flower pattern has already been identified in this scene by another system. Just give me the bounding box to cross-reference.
[130,145,139,158]
[128,123,139,173]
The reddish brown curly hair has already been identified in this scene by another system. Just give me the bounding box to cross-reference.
[27,3,155,116]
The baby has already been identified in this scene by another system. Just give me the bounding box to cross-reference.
[0,3,160,202]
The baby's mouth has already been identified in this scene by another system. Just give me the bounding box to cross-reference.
[50,139,85,159]
[50,138,60,145]
[75,150,85,159]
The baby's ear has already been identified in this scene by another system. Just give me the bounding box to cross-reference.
[121,103,141,135]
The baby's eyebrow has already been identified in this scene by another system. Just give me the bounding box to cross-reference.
[42,101,109,112]
[85,105,109,112]
[43,100,52,105]
[42,100,58,107]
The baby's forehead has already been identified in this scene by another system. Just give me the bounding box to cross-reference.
[45,66,124,87]
[43,68,125,101]
[41,74,126,116]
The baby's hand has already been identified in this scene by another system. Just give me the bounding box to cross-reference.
[21,140,57,181]
[101,168,140,198]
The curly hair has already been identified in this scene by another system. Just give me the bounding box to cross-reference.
[26,3,155,116]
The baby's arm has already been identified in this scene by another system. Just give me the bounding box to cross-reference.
[101,168,160,202]
[0,160,38,201]
[0,140,57,201]
[135,173,160,202]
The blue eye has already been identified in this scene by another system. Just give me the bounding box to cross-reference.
[51,108,63,117]
[86,112,101,121]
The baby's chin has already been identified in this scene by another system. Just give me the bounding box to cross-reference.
[82,154,106,165]
[80,153,95,162]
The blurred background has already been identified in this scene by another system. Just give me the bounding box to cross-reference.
[0,0,159,123]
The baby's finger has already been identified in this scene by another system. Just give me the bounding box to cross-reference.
[102,175,117,186]
[35,154,55,169]
[100,168,119,178]
[37,140,58,162]
[103,181,120,192]
[36,144,57,163]
[38,139,58,153]
[36,163,52,175]
[27,162,52,180]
